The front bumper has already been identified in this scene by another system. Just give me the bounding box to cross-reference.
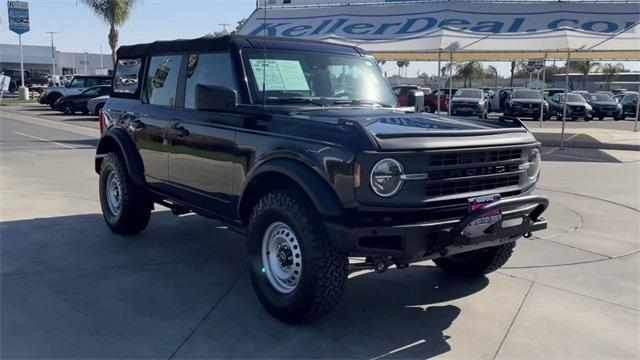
[451,104,483,115]
[325,195,548,262]
[509,108,545,118]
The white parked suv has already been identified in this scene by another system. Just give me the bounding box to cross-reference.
[39,75,111,107]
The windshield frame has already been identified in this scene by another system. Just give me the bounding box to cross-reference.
[240,48,398,108]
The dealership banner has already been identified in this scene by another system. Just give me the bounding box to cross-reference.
[243,1,640,40]
[7,1,30,35]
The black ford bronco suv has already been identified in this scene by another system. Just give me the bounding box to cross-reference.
[96,35,549,323]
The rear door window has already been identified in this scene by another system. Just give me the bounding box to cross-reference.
[85,78,101,87]
[143,55,183,107]
[114,59,141,94]
[68,78,85,88]
[184,53,236,109]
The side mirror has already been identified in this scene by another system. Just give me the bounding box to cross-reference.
[407,90,425,112]
[195,84,237,112]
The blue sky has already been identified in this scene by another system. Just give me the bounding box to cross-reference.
[1,0,636,77]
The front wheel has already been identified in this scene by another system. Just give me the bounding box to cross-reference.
[62,102,75,115]
[247,190,348,323]
[434,241,516,277]
[99,152,151,234]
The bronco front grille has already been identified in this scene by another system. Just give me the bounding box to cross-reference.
[424,148,524,198]
[429,148,521,167]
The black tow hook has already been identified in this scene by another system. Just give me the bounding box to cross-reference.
[523,232,533,239]
[373,258,389,273]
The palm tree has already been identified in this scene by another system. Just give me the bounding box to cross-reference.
[441,62,455,87]
[509,61,516,87]
[600,63,625,90]
[79,0,140,66]
[455,61,483,87]
[572,60,601,90]
[486,65,498,88]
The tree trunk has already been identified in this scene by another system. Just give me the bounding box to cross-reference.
[509,61,515,87]
[109,24,119,67]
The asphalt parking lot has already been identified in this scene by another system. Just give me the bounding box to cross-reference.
[1,106,639,359]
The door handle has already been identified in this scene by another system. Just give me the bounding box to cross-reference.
[170,124,189,137]
[128,118,145,131]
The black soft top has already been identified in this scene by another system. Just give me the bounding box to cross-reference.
[116,35,364,59]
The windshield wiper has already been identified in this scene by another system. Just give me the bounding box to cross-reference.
[332,99,392,108]
[265,97,326,107]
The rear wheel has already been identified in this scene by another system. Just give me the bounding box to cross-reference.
[247,190,348,323]
[94,103,105,116]
[99,152,151,235]
[434,241,516,277]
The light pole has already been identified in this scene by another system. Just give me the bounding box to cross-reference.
[45,32,57,84]
[83,50,88,75]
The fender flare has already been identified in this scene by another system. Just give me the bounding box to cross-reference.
[95,128,146,187]
[239,158,345,219]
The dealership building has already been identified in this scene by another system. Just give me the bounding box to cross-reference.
[0,43,112,77]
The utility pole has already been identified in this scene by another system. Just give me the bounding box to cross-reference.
[46,32,57,84]
[99,45,103,69]
[83,50,88,75]
[219,23,231,33]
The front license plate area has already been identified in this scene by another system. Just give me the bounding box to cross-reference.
[464,194,502,237]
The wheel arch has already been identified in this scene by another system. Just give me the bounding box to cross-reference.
[95,128,146,187]
[238,159,345,224]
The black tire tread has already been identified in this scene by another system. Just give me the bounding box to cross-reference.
[433,242,516,277]
[248,189,348,323]
[99,152,151,235]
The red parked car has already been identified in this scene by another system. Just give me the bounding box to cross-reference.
[424,88,458,113]
[393,85,430,109]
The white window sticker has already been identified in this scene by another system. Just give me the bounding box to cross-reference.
[250,59,310,92]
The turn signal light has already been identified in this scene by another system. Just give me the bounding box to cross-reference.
[98,109,105,134]
[354,162,362,188]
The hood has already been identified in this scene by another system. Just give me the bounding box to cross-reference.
[511,99,545,104]
[591,100,618,106]
[451,97,482,103]
[45,86,65,93]
[290,108,535,150]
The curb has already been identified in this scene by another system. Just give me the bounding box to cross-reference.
[532,132,640,152]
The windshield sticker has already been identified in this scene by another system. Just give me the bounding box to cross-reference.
[250,59,310,92]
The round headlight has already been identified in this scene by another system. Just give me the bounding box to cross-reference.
[527,148,542,179]
[370,158,404,197]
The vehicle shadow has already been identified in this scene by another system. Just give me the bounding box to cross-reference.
[1,212,487,359]
[541,146,623,163]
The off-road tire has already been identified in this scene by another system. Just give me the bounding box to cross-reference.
[433,241,516,277]
[99,152,151,235]
[247,189,348,323]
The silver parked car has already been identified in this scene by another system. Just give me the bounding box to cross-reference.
[87,95,109,116]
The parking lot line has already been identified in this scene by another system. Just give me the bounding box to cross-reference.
[14,131,76,149]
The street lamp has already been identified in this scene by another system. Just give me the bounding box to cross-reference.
[83,50,88,75]
[45,32,57,84]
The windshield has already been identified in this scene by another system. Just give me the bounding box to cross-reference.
[559,94,586,103]
[512,90,542,99]
[242,49,396,107]
[454,89,482,99]
[590,94,614,102]
[83,86,102,96]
